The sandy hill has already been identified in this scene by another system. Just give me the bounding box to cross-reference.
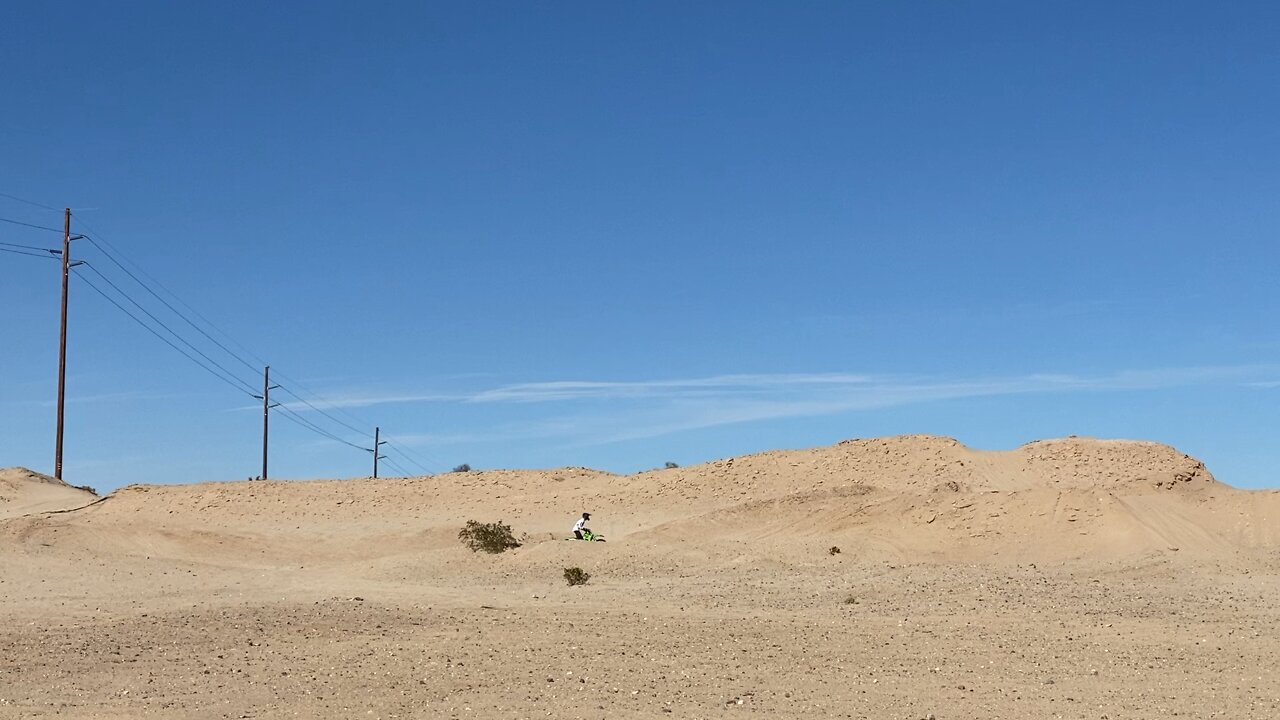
[4,435,1278,569]
[4,436,1280,720]
[616,435,1280,563]
[0,466,97,519]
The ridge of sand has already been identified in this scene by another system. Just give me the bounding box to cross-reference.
[3,436,1280,719]
[0,466,98,519]
[4,435,1276,566]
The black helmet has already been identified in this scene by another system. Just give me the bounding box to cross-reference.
[582,512,591,519]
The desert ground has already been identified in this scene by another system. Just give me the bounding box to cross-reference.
[2,435,1279,719]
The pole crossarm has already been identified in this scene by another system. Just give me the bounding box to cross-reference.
[373,426,388,478]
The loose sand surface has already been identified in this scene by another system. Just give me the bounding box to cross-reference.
[2,435,1279,719]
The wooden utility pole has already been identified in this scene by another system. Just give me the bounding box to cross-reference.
[54,208,71,480]
[373,426,387,478]
[260,366,278,480]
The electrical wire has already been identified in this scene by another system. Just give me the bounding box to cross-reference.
[274,385,374,439]
[382,443,436,474]
[76,220,404,454]
[73,218,269,370]
[274,376,445,470]
[81,259,380,459]
[81,263,259,396]
[76,252,376,458]
[273,380,443,472]
[0,246,58,260]
[271,392,435,471]
[379,457,413,477]
[81,234,262,375]
[269,368,395,435]
[0,216,62,233]
[69,215,444,470]
[379,454,413,477]
[273,403,373,452]
[73,219,449,465]
[0,192,61,212]
[2,208,428,479]
[383,433,443,469]
[0,240,57,252]
[74,271,258,398]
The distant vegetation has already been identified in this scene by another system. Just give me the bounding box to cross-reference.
[563,567,591,586]
[458,520,520,554]
[73,484,97,496]
[452,463,472,473]
[664,461,679,469]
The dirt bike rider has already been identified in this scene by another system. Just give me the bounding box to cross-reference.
[572,512,592,540]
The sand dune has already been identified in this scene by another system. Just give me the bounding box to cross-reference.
[23,433,1268,565]
[0,466,98,520]
[2,435,1278,719]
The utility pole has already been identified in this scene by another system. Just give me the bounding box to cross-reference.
[53,209,84,479]
[256,366,279,480]
[373,426,387,478]
[54,208,70,480]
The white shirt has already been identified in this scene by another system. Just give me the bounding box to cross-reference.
[572,516,588,533]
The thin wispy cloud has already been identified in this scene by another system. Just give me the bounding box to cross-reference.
[351,364,1278,450]
[267,373,874,411]
[467,373,874,403]
[263,392,464,413]
[376,430,495,446]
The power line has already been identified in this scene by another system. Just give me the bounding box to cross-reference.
[81,263,259,396]
[268,367,393,434]
[81,234,262,376]
[270,374,445,469]
[0,246,58,260]
[272,379,443,472]
[67,215,442,475]
[79,265,382,469]
[74,220,408,456]
[381,432,443,469]
[378,455,413,477]
[0,240,58,252]
[273,403,373,452]
[270,384,439,473]
[0,216,62,233]
[25,209,420,483]
[74,271,258,398]
[0,192,61,212]
[73,219,446,465]
[384,442,432,471]
[275,385,374,440]
[382,442,435,475]
[73,218,270,368]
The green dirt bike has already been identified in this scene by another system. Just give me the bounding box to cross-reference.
[576,529,605,542]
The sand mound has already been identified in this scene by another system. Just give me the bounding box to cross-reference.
[3,437,1280,719]
[4,436,1277,568]
[0,467,98,519]
[628,435,1274,563]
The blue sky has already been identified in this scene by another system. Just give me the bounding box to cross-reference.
[2,2,1279,491]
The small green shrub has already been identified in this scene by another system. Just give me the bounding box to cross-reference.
[458,520,521,554]
[563,567,591,586]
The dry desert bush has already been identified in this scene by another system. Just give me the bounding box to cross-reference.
[458,520,521,554]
